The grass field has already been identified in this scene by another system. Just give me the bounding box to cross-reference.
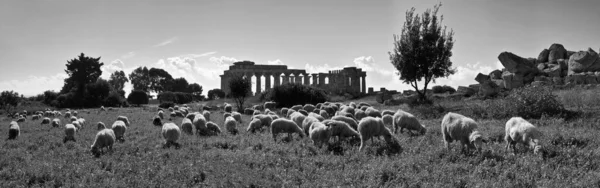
[1,90,600,187]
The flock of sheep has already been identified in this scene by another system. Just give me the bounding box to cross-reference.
[5,101,544,157]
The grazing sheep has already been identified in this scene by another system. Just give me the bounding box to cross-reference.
[231,112,242,124]
[382,110,394,116]
[64,124,77,143]
[17,116,25,123]
[309,122,332,148]
[111,121,127,142]
[349,102,357,109]
[505,117,543,154]
[244,108,254,115]
[321,106,335,117]
[72,121,82,131]
[360,106,369,112]
[354,110,367,121]
[77,118,86,127]
[290,112,306,130]
[168,107,174,112]
[97,122,107,130]
[185,113,198,122]
[116,116,130,127]
[70,116,78,123]
[223,112,232,120]
[393,110,426,136]
[365,107,382,118]
[285,109,297,119]
[332,116,359,131]
[193,116,208,136]
[90,129,116,155]
[100,106,106,111]
[174,110,184,118]
[298,109,309,116]
[303,104,316,112]
[264,101,276,110]
[64,111,71,118]
[271,118,305,142]
[51,118,61,128]
[358,102,371,108]
[247,119,263,133]
[441,112,483,153]
[181,118,194,135]
[224,116,239,135]
[162,122,182,148]
[202,111,211,122]
[224,103,233,113]
[357,117,394,151]
[153,116,163,126]
[32,114,40,121]
[324,119,360,140]
[308,112,325,122]
[291,105,303,111]
[251,114,273,128]
[73,111,78,117]
[315,103,323,109]
[252,110,261,116]
[382,114,393,128]
[319,110,330,120]
[301,116,320,135]
[335,111,355,119]
[174,106,180,111]
[158,110,164,119]
[281,108,289,116]
[313,109,320,114]
[7,121,19,140]
[340,106,355,115]
[206,121,222,135]
[252,104,263,111]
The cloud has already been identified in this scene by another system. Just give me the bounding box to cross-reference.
[432,61,498,89]
[100,59,125,79]
[155,57,198,83]
[153,37,178,47]
[121,51,135,59]
[266,59,284,65]
[0,73,68,96]
[208,56,238,67]
[304,63,341,74]
[188,52,217,58]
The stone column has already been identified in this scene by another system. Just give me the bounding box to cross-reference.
[264,73,271,90]
[255,73,262,95]
[274,73,281,87]
[361,76,366,93]
[303,73,310,85]
[318,73,326,86]
[220,74,229,95]
[311,74,318,86]
[282,73,290,85]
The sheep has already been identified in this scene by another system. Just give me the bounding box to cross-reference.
[270,114,280,120]
[153,116,163,126]
[251,110,260,116]
[303,104,316,112]
[202,111,211,122]
[286,109,297,118]
[357,117,394,151]
[358,102,371,108]
[231,112,242,124]
[64,124,77,143]
[174,110,184,118]
[298,109,309,116]
[251,114,273,128]
[335,111,355,119]
[73,110,78,116]
[365,107,382,118]
[77,118,86,127]
[301,116,320,135]
[193,115,208,136]
[70,116,78,123]
[332,116,359,131]
[64,111,71,118]
[181,118,194,135]
[244,108,254,115]
[100,106,106,111]
[505,117,543,154]
[324,119,360,141]
[319,110,330,120]
[313,109,320,114]
[321,105,335,117]
[308,112,325,122]
[224,103,233,113]
[309,122,332,148]
[51,118,61,128]
[271,118,305,142]
[90,129,116,155]
[340,106,355,115]
[360,106,369,112]
[247,119,263,133]
[7,121,19,140]
[291,105,303,111]
[116,116,130,127]
[393,110,426,136]
[162,122,182,148]
[382,110,395,116]
[349,102,357,109]
[223,112,232,120]
[206,121,222,135]
[252,104,263,111]
[185,113,198,122]
[354,110,367,121]
[111,120,127,142]
[174,105,180,111]
[168,107,174,112]
[97,122,107,130]
[72,120,82,131]
[382,114,393,128]
[290,112,306,130]
[158,110,164,119]
[264,101,276,110]
[441,112,483,153]
[32,114,40,121]
[281,108,289,116]
[224,116,239,135]
[17,116,25,123]
[315,103,323,109]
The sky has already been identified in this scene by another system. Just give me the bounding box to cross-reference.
[1,0,599,96]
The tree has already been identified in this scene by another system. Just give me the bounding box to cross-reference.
[207,89,225,100]
[63,53,104,98]
[0,91,20,114]
[42,90,59,105]
[228,74,252,112]
[187,83,203,100]
[129,66,150,92]
[109,70,129,92]
[148,68,173,93]
[389,3,456,102]
[127,90,149,106]
[171,77,189,92]
[85,78,111,107]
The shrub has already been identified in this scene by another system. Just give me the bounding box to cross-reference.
[262,83,328,108]
[103,91,125,107]
[127,90,149,106]
[432,85,456,94]
[159,102,175,109]
[157,92,194,104]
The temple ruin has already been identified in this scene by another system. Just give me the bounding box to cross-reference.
[220,61,367,95]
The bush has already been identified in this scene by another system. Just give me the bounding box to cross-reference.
[262,83,328,108]
[159,102,175,109]
[432,85,456,94]
[103,91,125,107]
[127,90,149,106]
[157,92,194,104]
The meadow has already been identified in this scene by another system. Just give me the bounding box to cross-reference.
[1,87,600,187]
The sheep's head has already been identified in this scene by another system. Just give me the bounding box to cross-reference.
[469,131,484,153]
[90,145,100,155]
[419,126,427,135]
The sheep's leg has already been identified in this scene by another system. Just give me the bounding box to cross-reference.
[272,134,277,142]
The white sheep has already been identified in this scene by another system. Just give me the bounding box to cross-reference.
[253,110,261,116]
[111,120,127,142]
[17,116,25,123]
[441,112,483,153]
[365,107,382,118]
[382,114,393,128]
[100,106,106,111]
[340,106,355,115]
[64,124,77,143]
[41,117,51,125]
[308,112,325,122]
[309,122,332,148]
[281,108,289,116]
[247,119,263,133]
[51,118,61,128]
[168,107,174,112]
[90,129,116,155]
[97,122,107,130]
[223,112,232,120]
[153,116,162,126]
[8,121,19,140]
[77,118,86,127]
[286,109,297,119]
[303,104,316,112]
[158,110,164,119]
[382,110,395,116]
[505,117,543,154]
[206,121,222,136]
[71,120,82,131]
[185,112,197,122]
[290,112,306,130]
[324,119,360,141]
[301,116,320,135]
[32,114,40,121]
[354,110,367,121]
[224,116,239,135]
[231,112,242,124]
[251,114,273,128]
[291,105,303,111]
[193,115,208,136]
[162,122,182,148]
[264,101,276,110]
[270,118,305,142]
[319,110,330,120]
[73,111,78,117]
[357,117,394,151]
[181,118,194,135]
[202,111,211,122]
[331,116,359,131]
[224,103,233,113]
[116,116,130,127]
[70,116,78,123]
[392,110,426,136]
[64,111,71,118]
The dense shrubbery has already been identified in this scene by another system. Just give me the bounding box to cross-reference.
[157,92,194,104]
[432,85,456,94]
[159,102,175,109]
[261,83,328,108]
[127,90,149,106]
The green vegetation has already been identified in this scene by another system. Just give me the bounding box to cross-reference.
[260,83,328,108]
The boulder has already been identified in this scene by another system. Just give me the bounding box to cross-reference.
[567,51,576,59]
[552,77,564,85]
[534,76,550,82]
[585,75,598,84]
[489,70,502,79]
[548,43,568,63]
[502,72,524,89]
[566,73,586,84]
[498,52,539,84]
[468,84,480,92]
[478,81,500,97]
[544,64,562,77]
[475,73,490,83]
[557,59,568,71]
[537,63,546,71]
[376,91,393,104]
[491,79,505,89]
[537,49,549,63]
[568,48,600,75]
[527,58,537,65]
[457,86,476,96]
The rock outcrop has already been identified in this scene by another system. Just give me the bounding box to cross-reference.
[568,48,600,75]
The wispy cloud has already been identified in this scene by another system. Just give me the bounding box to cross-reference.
[188,52,217,58]
[0,73,68,96]
[121,51,136,59]
[153,37,178,47]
